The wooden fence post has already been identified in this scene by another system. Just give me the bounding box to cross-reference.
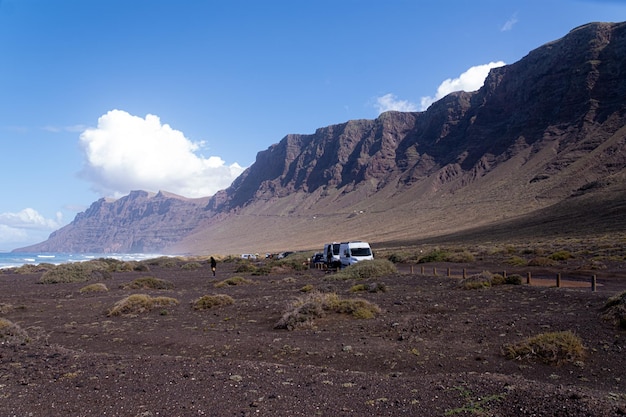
[410,265,414,274]
[421,266,424,274]
[447,267,451,277]
[433,267,437,276]
[527,272,531,285]
[462,268,466,279]
[556,273,561,288]
[591,275,597,292]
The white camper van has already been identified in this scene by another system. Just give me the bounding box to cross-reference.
[339,241,373,267]
[323,242,341,268]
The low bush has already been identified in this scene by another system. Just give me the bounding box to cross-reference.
[418,249,449,263]
[601,290,626,328]
[79,283,109,293]
[505,274,523,285]
[331,259,396,280]
[349,282,387,293]
[506,256,527,266]
[107,294,179,317]
[214,276,254,288]
[503,331,586,365]
[549,250,573,261]
[0,317,30,344]
[141,256,180,268]
[192,294,234,310]
[181,262,203,270]
[40,262,111,284]
[527,257,557,267]
[459,271,493,289]
[300,284,314,292]
[274,292,381,330]
[120,277,174,290]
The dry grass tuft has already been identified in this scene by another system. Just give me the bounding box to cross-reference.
[192,294,235,310]
[601,290,626,328]
[214,276,254,288]
[275,292,381,330]
[120,277,174,290]
[503,331,586,365]
[107,294,179,317]
[0,317,30,345]
[79,283,109,293]
[459,271,493,289]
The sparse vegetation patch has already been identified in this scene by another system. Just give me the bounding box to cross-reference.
[214,276,254,287]
[39,262,111,284]
[79,283,109,293]
[275,292,381,330]
[331,259,396,280]
[503,331,586,365]
[0,318,30,345]
[601,290,626,328]
[107,294,179,317]
[120,277,174,290]
[192,294,234,310]
[459,271,493,289]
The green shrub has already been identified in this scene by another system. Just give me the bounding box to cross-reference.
[549,250,573,261]
[447,250,475,263]
[107,294,179,317]
[40,262,111,284]
[141,256,180,268]
[274,292,381,330]
[13,263,55,274]
[192,294,234,310]
[602,290,626,328]
[418,249,449,263]
[331,259,396,280]
[300,284,315,292]
[491,274,506,286]
[506,256,527,266]
[214,276,254,288]
[79,283,109,293]
[120,277,174,290]
[527,257,557,267]
[503,331,586,365]
[505,274,523,285]
[349,283,387,293]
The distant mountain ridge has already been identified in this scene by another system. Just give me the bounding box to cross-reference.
[15,21,626,254]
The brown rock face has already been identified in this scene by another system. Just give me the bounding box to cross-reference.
[16,22,626,254]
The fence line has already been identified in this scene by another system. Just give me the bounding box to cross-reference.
[404,265,599,291]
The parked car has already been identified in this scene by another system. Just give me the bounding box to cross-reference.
[339,241,373,267]
[241,253,257,260]
[309,252,325,268]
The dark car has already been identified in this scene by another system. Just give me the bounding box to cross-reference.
[309,252,325,268]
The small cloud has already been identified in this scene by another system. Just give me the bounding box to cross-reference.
[419,61,506,110]
[375,93,418,114]
[0,208,62,248]
[501,13,518,32]
[78,109,246,199]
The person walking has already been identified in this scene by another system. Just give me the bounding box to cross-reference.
[210,256,217,276]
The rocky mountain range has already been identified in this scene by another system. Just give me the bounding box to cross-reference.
[16,21,626,255]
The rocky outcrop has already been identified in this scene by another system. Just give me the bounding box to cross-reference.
[16,22,626,254]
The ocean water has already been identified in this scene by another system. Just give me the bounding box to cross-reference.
[0,252,166,269]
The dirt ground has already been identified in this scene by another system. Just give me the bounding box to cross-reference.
[1,258,626,417]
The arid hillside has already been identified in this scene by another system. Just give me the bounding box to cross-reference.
[16,21,626,256]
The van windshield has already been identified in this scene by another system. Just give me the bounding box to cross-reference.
[351,247,372,257]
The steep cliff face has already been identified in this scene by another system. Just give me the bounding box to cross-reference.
[18,191,210,253]
[17,22,626,254]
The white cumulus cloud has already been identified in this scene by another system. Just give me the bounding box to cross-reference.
[419,61,506,110]
[375,93,419,114]
[0,208,62,248]
[79,110,246,198]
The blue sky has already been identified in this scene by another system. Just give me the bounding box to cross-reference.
[1,0,625,251]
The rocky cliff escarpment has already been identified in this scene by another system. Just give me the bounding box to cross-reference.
[16,22,626,254]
